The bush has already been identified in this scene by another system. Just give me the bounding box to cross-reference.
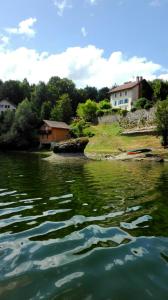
[134,97,152,110]
[70,119,94,138]
[77,99,98,123]
[98,99,111,110]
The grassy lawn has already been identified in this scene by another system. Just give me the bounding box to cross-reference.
[85,123,163,154]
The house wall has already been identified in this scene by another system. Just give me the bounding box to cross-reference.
[0,100,16,113]
[110,85,140,111]
[40,124,70,144]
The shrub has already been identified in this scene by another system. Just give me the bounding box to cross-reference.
[77,99,98,123]
[70,119,94,138]
[134,97,152,109]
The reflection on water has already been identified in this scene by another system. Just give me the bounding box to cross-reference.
[0,153,168,300]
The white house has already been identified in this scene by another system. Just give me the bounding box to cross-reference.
[109,76,146,111]
[0,99,16,114]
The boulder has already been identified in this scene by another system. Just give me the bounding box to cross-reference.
[52,138,89,154]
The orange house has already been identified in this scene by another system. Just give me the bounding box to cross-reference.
[39,120,70,145]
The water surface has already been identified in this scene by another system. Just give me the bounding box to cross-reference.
[0,153,168,300]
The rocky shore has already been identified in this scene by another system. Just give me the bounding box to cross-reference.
[86,151,165,162]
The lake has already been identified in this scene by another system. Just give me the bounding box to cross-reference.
[0,153,168,300]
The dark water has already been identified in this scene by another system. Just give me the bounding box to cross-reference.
[0,153,168,300]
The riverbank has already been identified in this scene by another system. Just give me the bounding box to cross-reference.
[85,123,168,161]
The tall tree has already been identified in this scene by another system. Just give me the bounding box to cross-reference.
[156,99,168,146]
[97,87,110,102]
[0,80,24,105]
[84,86,98,102]
[31,81,49,116]
[51,93,72,123]
[41,101,52,120]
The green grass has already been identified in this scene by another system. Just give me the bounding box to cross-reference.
[85,123,163,154]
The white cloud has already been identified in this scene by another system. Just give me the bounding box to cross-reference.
[53,0,72,16]
[6,18,37,38]
[81,27,87,37]
[0,45,164,88]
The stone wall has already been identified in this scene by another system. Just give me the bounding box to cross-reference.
[98,107,156,129]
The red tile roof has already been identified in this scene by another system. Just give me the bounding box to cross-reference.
[109,81,140,93]
[43,120,70,130]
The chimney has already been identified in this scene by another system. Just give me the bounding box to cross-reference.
[140,76,143,81]
[136,76,140,82]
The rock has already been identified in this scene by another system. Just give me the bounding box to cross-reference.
[52,138,89,154]
[153,156,164,162]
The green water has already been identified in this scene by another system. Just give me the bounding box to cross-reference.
[0,153,168,300]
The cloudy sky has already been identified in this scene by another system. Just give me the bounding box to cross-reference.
[0,0,168,88]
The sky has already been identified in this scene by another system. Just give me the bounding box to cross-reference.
[0,0,168,88]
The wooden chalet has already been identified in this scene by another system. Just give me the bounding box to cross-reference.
[39,120,70,145]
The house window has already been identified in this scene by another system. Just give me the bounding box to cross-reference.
[118,100,123,105]
[124,99,128,104]
[114,101,117,106]
[115,93,117,98]
[120,92,122,96]
[125,91,127,96]
[0,104,4,108]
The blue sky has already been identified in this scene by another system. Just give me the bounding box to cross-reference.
[0,0,168,88]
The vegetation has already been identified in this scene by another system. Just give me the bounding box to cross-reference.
[77,99,98,123]
[85,123,161,154]
[133,97,153,110]
[70,119,94,138]
[51,93,72,123]
[156,99,168,147]
[1,76,168,150]
[0,77,110,149]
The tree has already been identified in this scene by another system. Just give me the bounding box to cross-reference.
[97,87,110,102]
[41,101,52,120]
[31,81,49,116]
[0,110,15,134]
[51,93,72,123]
[77,99,98,123]
[13,98,39,148]
[0,80,24,105]
[47,77,76,103]
[150,79,168,101]
[20,78,31,100]
[156,99,168,147]
[84,86,98,101]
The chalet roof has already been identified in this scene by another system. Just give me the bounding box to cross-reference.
[109,81,140,93]
[43,120,70,130]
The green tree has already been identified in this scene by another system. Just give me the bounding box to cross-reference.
[51,93,72,123]
[31,81,49,116]
[84,86,98,101]
[156,99,168,146]
[41,101,52,120]
[97,87,110,102]
[150,79,168,101]
[13,98,39,148]
[47,77,76,103]
[77,99,98,123]
[0,80,24,105]
[0,110,15,134]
